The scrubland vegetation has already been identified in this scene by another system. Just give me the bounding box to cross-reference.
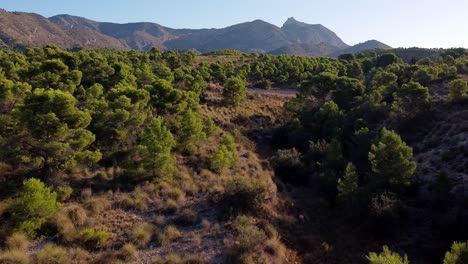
[0,46,467,263]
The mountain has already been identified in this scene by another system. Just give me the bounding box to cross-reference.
[165,20,290,53]
[0,10,391,56]
[281,17,348,48]
[330,40,391,57]
[0,9,126,50]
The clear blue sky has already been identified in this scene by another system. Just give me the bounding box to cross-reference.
[2,0,468,48]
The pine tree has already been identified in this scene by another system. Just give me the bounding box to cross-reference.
[223,76,247,106]
[10,178,61,237]
[138,117,176,179]
[368,128,416,192]
[337,162,359,199]
[177,109,205,154]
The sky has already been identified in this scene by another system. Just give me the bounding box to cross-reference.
[2,0,468,48]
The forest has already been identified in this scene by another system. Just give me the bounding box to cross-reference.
[0,45,467,264]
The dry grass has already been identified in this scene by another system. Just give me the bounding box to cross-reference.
[85,196,112,216]
[120,243,139,262]
[158,225,181,245]
[35,244,70,264]
[128,222,154,248]
[5,233,30,252]
[68,247,91,264]
[0,250,30,264]
[65,204,88,226]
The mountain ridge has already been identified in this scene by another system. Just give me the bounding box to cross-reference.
[0,10,391,56]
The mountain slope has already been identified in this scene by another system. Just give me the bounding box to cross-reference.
[165,20,290,53]
[50,15,188,50]
[0,10,126,50]
[330,40,391,57]
[282,17,348,48]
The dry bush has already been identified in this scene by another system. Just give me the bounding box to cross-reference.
[158,225,181,245]
[80,188,92,202]
[53,211,76,242]
[128,222,154,248]
[85,197,111,216]
[113,192,134,210]
[35,244,70,264]
[162,199,179,213]
[154,215,167,226]
[0,250,31,264]
[133,187,151,211]
[176,208,198,226]
[68,247,91,264]
[120,243,138,262]
[66,204,88,227]
[232,215,267,254]
[5,233,30,252]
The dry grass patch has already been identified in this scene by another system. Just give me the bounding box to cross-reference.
[128,222,154,248]
[35,244,70,264]
[5,232,30,252]
[0,250,30,264]
[158,225,181,245]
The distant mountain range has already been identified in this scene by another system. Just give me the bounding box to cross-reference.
[0,9,391,57]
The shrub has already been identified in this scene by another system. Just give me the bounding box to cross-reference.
[176,208,198,226]
[255,79,272,89]
[210,134,238,172]
[367,246,409,264]
[204,118,219,137]
[232,215,267,254]
[270,148,305,184]
[120,243,138,262]
[10,178,61,237]
[35,244,70,264]
[158,225,181,245]
[448,79,468,101]
[128,222,154,248]
[55,186,73,202]
[5,233,30,252]
[222,176,267,215]
[0,250,31,264]
[444,241,468,264]
[78,228,110,249]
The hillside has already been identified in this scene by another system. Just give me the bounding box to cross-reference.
[0,45,467,264]
[269,42,342,57]
[330,39,392,57]
[0,10,391,56]
[281,17,348,48]
[0,9,126,50]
